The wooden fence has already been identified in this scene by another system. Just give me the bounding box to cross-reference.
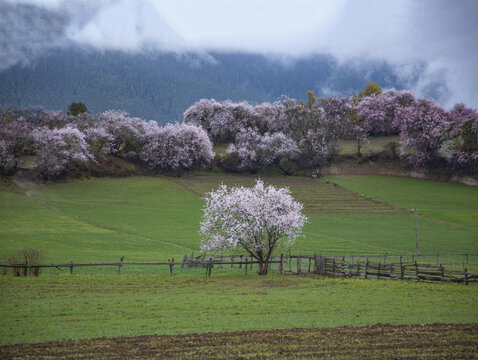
[182,253,478,284]
[311,255,477,285]
[0,257,281,277]
[1,253,477,284]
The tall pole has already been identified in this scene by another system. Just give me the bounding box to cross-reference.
[414,206,419,255]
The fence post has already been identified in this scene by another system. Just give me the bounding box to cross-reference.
[23,257,28,277]
[169,258,174,276]
[69,261,73,275]
[297,257,301,275]
[314,253,319,275]
[436,253,439,265]
[245,258,248,275]
[332,259,336,276]
[231,255,235,268]
[415,261,419,281]
[280,254,284,276]
[239,255,243,269]
[465,268,468,285]
[440,264,444,281]
[377,263,381,280]
[208,261,212,277]
[118,256,124,275]
[365,260,369,279]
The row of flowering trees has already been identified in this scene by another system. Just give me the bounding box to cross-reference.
[2,86,476,179]
[0,107,214,179]
[184,88,478,171]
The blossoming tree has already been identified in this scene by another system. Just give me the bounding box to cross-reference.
[141,123,214,174]
[199,180,307,275]
[31,126,93,180]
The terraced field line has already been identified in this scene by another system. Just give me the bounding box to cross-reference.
[23,191,195,251]
[418,213,478,232]
[166,177,204,197]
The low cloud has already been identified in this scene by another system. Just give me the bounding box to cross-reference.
[1,0,477,108]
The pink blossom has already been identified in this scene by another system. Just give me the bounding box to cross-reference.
[31,126,93,179]
[141,123,214,173]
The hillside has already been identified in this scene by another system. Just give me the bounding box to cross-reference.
[0,49,406,124]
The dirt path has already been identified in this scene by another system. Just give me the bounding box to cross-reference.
[1,323,476,359]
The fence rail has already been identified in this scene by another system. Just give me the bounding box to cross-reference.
[1,253,477,284]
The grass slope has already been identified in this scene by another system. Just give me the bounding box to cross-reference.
[0,275,476,346]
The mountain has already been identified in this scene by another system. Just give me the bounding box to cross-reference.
[0,48,407,124]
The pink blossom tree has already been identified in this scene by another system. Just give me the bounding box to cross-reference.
[449,103,478,166]
[141,123,214,174]
[200,180,307,275]
[183,98,228,144]
[0,140,17,175]
[284,93,346,167]
[31,126,93,180]
[395,98,449,167]
[225,129,299,173]
[97,110,152,157]
[355,89,416,136]
[258,132,300,174]
[225,128,262,172]
[253,101,288,134]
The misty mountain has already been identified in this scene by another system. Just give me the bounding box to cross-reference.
[0,48,407,124]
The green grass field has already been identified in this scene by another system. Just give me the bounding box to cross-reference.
[1,174,477,269]
[1,173,477,353]
[325,175,478,228]
[0,274,476,345]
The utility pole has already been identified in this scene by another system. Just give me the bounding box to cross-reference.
[412,206,419,255]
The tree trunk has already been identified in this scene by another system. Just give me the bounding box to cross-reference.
[357,138,362,157]
[258,260,269,275]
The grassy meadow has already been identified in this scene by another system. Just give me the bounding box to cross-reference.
[1,274,477,345]
[1,174,477,269]
[1,173,477,351]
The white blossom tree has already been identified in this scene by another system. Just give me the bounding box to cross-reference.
[200,180,307,275]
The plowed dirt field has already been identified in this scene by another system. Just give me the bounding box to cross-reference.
[1,323,476,359]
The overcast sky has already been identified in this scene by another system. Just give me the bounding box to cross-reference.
[2,0,478,108]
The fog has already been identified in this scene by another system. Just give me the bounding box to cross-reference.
[1,0,477,108]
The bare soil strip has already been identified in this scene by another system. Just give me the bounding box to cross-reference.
[1,324,476,359]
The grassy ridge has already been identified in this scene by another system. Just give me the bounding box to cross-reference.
[0,275,476,345]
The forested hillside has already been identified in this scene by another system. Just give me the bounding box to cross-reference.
[0,49,405,124]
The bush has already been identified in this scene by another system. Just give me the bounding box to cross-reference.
[1,249,43,277]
